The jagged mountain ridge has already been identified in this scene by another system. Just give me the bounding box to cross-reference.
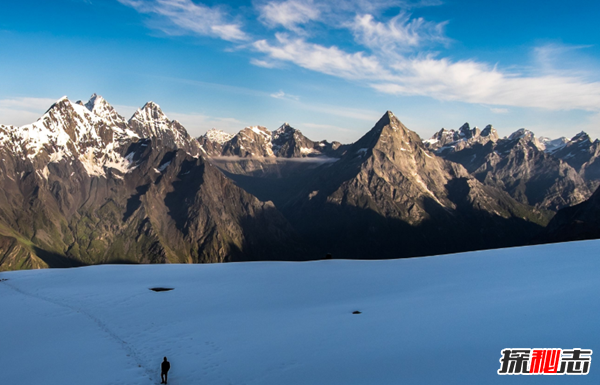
[200,122,349,178]
[537,184,600,243]
[423,122,499,155]
[1,94,598,270]
[201,123,347,159]
[274,112,550,259]
[0,95,304,270]
[423,123,598,211]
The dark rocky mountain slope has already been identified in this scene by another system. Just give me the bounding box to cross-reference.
[2,95,597,270]
[234,112,551,259]
[537,185,600,243]
[426,126,591,211]
[0,96,303,270]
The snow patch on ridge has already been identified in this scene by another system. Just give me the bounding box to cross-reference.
[0,96,145,178]
[203,129,233,144]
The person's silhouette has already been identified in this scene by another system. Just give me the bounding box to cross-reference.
[161,357,170,384]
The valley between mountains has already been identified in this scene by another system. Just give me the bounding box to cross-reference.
[1,94,598,270]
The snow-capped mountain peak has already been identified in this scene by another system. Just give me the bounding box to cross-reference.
[0,94,205,179]
[128,101,202,157]
[203,128,234,145]
[129,101,175,137]
[83,93,128,128]
[539,136,569,154]
[131,101,168,125]
[273,122,294,138]
[0,96,137,177]
[508,128,535,141]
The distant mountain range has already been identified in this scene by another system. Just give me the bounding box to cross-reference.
[0,94,598,270]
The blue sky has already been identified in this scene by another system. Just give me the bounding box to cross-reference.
[0,0,599,143]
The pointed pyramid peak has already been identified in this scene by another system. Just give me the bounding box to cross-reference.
[275,122,295,133]
[481,124,498,140]
[131,101,168,123]
[508,128,535,141]
[45,96,73,114]
[373,111,393,129]
[82,94,126,125]
[351,110,417,155]
[85,93,106,111]
[572,131,590,141]
[375,110,397,126]
[142,101,161,110]
[372,110,407,132]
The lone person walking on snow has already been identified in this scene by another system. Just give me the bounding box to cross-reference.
[161,357,170,384]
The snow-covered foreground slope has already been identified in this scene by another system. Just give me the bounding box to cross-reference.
[1,241,599,385]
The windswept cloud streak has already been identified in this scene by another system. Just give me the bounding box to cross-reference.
[349,13,448,51]
[119,0,600,113]
[253,33,600,111]
[118,0,247,41]
[0,97,59,126]
[254,33,388,80]
[374,57,600,111]
[258,0,320,32]
[270,90,299,100]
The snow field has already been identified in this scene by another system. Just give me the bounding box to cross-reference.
[1,240,599,384]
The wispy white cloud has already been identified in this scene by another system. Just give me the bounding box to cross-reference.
[532,43,598,79]
[250,3,600,112]
[349,13,448,51]
[253,34,600,111]
[374,57,600,111]
[0,97,58,126]
[118,0,247,41]
[258,0,320,32]
[254,33,387,80]
[490,107,509,114]
[270,90,299,100]
[118,0,600,114]
[0,97,57,112]
[249,58,281,68]
[256,0,444,34]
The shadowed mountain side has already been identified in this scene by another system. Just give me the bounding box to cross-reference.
[33,246,88,268]
[441,134,589,211]
[218,111,551,259]
[536,186,600,243]
[213,162,328,209]
[2,94,584,269]
[0,142,308,270]
[282,182,547,260]
[207,156,338,178]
